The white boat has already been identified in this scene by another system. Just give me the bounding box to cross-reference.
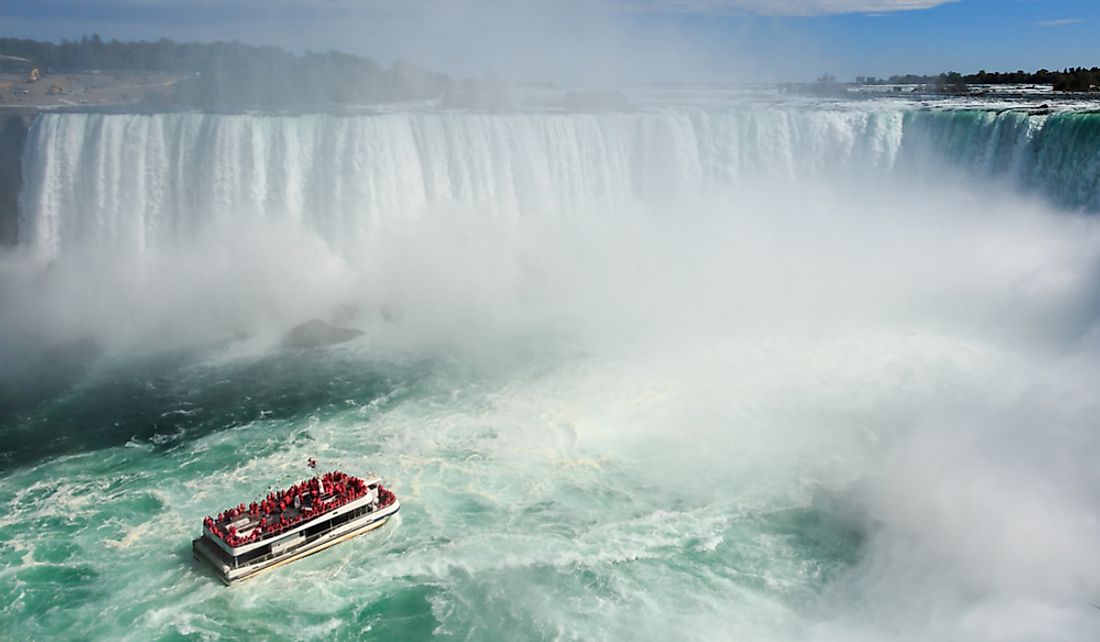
[192,470,400,585]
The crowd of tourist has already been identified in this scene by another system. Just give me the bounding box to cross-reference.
[202,471,394,548]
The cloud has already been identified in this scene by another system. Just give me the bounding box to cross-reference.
[3,0,961,19]
[1037,18,1083,27]
[619,0,959,16]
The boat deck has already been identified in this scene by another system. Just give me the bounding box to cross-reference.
[203,471,384,551]
[194,498,400,585]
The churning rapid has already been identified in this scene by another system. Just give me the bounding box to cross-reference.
[2,92,1100,641]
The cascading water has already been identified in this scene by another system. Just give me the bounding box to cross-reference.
[2,95,1100,641]
[898,109,1100,209]
[19,107,1100,257]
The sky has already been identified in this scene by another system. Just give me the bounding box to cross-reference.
[1,0,1098,82]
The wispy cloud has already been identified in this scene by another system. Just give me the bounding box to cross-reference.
[2,0,962,19]
[1037,18,1083,28]
[619,0,959,16]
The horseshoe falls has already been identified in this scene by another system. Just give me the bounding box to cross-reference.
[2,96,1100,641]
[18,108,1100,258]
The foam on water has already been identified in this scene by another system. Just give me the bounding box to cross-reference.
[2,94,1100,640]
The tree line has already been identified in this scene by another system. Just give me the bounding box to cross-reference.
[0,35,456,107]
[855,67,1100,92]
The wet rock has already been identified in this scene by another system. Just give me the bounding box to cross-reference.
[282,319,363,349]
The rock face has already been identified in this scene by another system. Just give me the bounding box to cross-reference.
[282,319,363,350]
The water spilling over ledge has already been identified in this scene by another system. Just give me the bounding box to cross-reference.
[1,92,1100,641]
[15,106,1100,257]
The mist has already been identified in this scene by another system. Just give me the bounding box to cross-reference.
[6,109,1099,360]
[0,0,818,84]
[2,4,1100,639]
[2,104,1100,640]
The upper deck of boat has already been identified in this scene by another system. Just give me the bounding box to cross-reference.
[203,471,386,555]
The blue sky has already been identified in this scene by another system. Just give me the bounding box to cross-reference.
[1,0,1097,82]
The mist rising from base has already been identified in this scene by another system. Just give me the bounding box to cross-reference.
[1,101,1099,641]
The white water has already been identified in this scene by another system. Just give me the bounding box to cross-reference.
[4,97,1100,641]
[18,109,905,256]
[20,107,1100,260]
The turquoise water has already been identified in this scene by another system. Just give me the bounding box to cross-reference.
[0,340,870,640]
[4,324,1098,640]
[899,109,1100,210]
[3,95,1100,640]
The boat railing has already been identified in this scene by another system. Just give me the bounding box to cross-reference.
[231,503,381,569]
[206,471,375,548]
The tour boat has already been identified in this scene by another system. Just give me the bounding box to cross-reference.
[192,470,400,585]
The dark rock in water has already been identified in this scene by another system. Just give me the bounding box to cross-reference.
[42,335,101,372]
[282,319,363,349]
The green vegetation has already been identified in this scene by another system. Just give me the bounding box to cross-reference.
[855,67,1100,92]
[0,35,455,107]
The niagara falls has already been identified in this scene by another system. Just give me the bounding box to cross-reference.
[1,1,1100,641]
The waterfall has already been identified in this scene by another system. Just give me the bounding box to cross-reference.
[17,107,1100,257]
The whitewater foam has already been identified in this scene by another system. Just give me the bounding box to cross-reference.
[2,93,1100,641]
[18,106,1100,259]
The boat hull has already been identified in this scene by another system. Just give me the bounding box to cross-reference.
[193,499,400,585]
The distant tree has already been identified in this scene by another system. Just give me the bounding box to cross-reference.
[852,65,1098,93]
[933,71,969,94]
[0,36,455,107]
